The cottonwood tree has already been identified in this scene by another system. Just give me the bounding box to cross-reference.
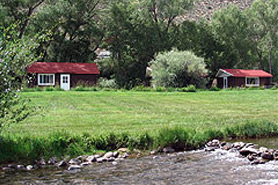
[31,0,106,62]
[139,0,195,50]
[0,0,46,38]
[211,5,256,69]
[248,0,278,76]
[104,0,195,87]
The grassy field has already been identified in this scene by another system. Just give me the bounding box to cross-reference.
[2,89,278,162]
[7,90,278,136]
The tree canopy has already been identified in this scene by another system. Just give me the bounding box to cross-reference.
[1,0,278,88]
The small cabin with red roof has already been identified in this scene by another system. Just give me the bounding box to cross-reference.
[27,62,100,90]
[216,69,273,89]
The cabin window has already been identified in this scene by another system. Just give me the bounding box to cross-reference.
[38,74,55,86]
[246,77,259,87]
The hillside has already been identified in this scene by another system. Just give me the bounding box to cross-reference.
[184,0,255,21]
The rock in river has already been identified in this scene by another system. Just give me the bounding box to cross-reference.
[48,157,58,165]
[103,152,113,159]
[69,158,81,165]
[163,147,175,153]
[86,156,96,163]
[261,152,274,160]
[81,162,92,167]
[68,165,81,171]
[57,160,67,168]
[26,165,33,171]
[239,147,258,156]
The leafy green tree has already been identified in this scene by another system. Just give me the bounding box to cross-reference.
[176,20,228,85]
[31,0,106,62]
[104,0,195,87]
[139,0,194,50]
[0,0,45,38]
[150,49,207,88]
[211,5,256,69]
[0,24,41,132]
[248,0,278,77]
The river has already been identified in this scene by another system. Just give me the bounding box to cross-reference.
[1,137,278,185]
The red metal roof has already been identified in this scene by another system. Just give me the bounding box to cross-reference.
[222,69,273,78]
[27,62,100,75]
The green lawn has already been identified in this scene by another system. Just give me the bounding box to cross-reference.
[8,90,278,137]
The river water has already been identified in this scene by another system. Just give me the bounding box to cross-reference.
[1,138,278,185]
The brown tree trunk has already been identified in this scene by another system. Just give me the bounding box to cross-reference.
[19,0,45,38]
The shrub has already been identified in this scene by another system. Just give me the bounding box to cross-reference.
[45,87,55,91]
[132,85,153,92]
[210,86,221,91]
[154,86,167,92]
[98,78,119,89]
[156,127,189,151]
[150,49,207,88]
[128,132,154,150]
[247,86,265,90]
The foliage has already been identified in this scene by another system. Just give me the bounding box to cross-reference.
[210,86,221,91]
[150,49,207,88]
[157,126,189,151]
[0,24,41,132]
[2,120,278,162]
[247,0,278,79]
[98,77,119,89]
[180,85,197,92]
[105,0,195,88]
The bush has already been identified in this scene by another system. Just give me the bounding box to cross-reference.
[182,85,197,92]
[150,49,207,88]
[45,87,55,91]
[247,86,265,90]
[156,127,189,151]
[210,86,221,91]
[154,86,167,92]
[132,85,153,92]
[98,78,119,89]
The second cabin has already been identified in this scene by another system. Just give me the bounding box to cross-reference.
[216,69,273,89]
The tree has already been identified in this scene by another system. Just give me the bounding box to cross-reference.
[0,0,46,38]
[248,0,278,77]
[31,0,106,62]
[211,5,256,69]
[0,24,41,132]
[150,49,207,88]
[104,0,195,87]
[176,20,228,85]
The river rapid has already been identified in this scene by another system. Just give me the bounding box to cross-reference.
[1,137,278,185]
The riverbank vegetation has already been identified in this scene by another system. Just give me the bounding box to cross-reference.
[1,90,278,162]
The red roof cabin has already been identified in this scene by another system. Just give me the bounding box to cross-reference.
[216,69,273,89]
[27,62,100,90]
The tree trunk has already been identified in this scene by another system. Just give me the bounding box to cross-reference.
[269,43,273,75]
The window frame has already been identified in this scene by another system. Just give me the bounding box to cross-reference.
[245,77,260,87]
[38,74,55,86]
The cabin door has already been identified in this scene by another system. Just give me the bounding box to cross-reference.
[60,74,70,91]
[223,77,228,89]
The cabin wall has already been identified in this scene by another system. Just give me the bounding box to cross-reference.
[70,74,98,87]
[217,76,272,88]
[260,77,272,87]
[233,77,245,87]
[27,73,99,88]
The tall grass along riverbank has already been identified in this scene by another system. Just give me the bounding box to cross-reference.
[1,90,278,162]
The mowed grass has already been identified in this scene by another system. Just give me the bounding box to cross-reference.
[7,90,278,137]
